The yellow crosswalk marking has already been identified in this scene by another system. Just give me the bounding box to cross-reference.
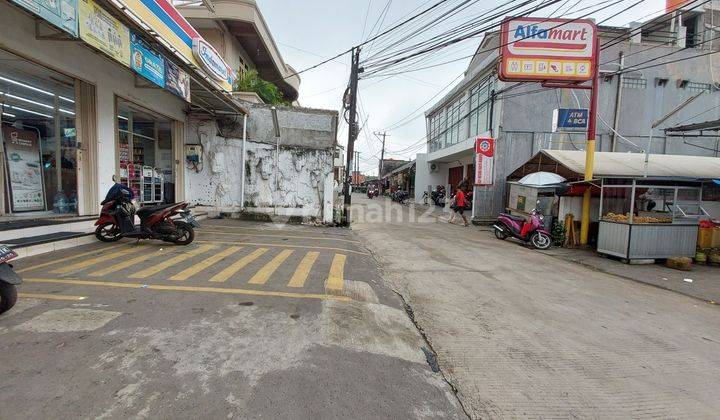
[88,248,167,276]
[52,245,146,274]
[210,248,268,283]
[17,243,127,273]
[248,249,294,285]
[129,244,216,279]
[169,246,243,281]
[326,254,346,293]
[287,251,319,288]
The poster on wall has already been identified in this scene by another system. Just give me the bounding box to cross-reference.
[2,125,46,212]
[165,60,191,102]
[10,0,78,36]
[130,32,165,87]
[78,0,130,67]
[475,137,494,186]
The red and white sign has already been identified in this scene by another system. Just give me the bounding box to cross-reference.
[499,17,597,82]
[475,137,494,186]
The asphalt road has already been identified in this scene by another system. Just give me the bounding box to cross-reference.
[0,219,463,419]
[352,194,720,419]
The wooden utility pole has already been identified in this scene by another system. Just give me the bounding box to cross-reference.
[342,47,361,226]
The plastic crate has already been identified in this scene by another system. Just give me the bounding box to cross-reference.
[713,228,720,248]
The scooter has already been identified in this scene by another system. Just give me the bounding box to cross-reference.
[493,207,552,250]
[0,245,21,315]
[430,186,446,207]
[95,185,199,245]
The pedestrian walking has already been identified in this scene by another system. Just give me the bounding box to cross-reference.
[449,182,469,227]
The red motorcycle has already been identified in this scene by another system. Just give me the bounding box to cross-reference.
[95,186,198,245]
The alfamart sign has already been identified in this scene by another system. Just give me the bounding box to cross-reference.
[499,17,597,82]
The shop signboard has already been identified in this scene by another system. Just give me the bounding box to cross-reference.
[78,0,131,67]
[108,0,235,92]
[552,108,589,132]
[130,32,165,87]
[193,38,230,83]
[10,0,79,36]
[165,59,191,102]
[499,17,597,83]
[2,125,45,212]
[474,137,494,186]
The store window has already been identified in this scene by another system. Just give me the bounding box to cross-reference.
[116,98,174,204]
[0,49,77,215]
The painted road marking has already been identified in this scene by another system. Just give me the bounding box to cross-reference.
[248,249,294,285]
[198,229,361,244]
[210,248,268,283]
[88,248,167,276]
[52,246,146,275]
[287,252,319,288]
[169,246,243,281]
[17,243,127,273]
[196,240,369,256]
[129,244,217,279]
[326,254,346,293]
[24,278,351,302]
[18,293,87,301]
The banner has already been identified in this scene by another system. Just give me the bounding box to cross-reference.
[165,59,191,102]
[499,17,597,83]
[131,32,165,87]
[2,125,45,212]
[475,137,494,186]
[78,0,131,67]
[10,0,78,36]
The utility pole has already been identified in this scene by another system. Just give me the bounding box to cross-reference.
[374,131,388,191]
[342,47,361,227]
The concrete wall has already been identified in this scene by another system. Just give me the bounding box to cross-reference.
[0,2,187,212]
[184,102,337,222]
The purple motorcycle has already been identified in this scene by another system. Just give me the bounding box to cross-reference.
[493,207,552,250]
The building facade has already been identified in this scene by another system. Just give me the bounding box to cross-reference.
[415,3,720,221]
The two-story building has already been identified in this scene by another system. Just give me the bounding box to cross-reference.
[415,2,720,222]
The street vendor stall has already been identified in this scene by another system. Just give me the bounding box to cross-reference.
[507,150,720,261]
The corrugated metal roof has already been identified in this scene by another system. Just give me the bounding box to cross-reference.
[541,150,720,179]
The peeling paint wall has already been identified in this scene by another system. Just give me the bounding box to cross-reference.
[184,103,337,222]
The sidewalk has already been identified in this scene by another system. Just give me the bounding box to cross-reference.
[539,247,720,304]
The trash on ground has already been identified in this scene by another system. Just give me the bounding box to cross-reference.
[683,278,693,283]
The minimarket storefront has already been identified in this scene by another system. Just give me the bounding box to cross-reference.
[0,0,242,228]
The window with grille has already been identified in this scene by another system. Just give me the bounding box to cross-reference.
[621,77,647,89]
[686,82,713,92]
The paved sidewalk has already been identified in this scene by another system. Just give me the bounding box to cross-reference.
[539,247,720,304]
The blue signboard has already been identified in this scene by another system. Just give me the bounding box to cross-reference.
[11,0,78,36]
[552,108,589,133]
[130,32,165,88]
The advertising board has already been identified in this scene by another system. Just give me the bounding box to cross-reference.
[499,17,597,83]
[78,0,131,67]
[552,108,589,132]
[10,0,78,36]
[475,137,495,186]
[2,125,46,212]
[165,59,191,102]
[130,32,166,87]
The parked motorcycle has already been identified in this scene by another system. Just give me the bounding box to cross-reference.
[493,206,552,250]
[430,185,446,207]
[391,190,410,204]
[0,245,21,315]
[95,184,199,245]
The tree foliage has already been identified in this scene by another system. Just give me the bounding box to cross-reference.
[234,70,289,105]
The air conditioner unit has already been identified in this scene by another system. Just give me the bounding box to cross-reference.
[429,163,439,173]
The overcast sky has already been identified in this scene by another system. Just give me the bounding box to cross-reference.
[258,0,666,175]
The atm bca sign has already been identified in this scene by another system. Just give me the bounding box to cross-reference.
[499,17,597,83]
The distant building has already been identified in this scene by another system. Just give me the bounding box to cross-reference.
[415,3,720,221]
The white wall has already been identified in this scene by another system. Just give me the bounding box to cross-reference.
[414,153,429,203]
[0,2,187,209]
[185,120,333,222]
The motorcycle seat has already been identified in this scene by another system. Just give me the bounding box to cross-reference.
[500,213,526,223]
[137,203,177,217]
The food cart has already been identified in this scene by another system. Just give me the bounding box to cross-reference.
[597,179,706,261]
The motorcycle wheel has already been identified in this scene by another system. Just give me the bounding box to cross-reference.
[172,221,195,245]
[531,232,551,250]
[494,228,508,240]
[95,223,122,242]
[0,283,17,315]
